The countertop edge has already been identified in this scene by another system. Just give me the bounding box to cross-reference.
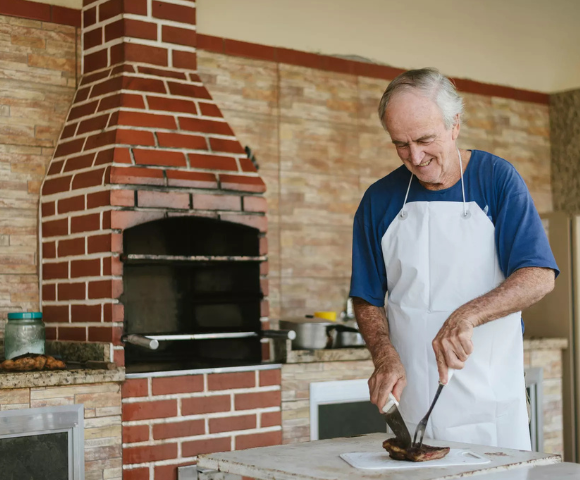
[282,338,568,364]
[0,367,125,389]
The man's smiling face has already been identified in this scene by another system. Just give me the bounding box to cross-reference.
[384,90,460,190]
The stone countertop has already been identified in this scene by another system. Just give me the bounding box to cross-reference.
[523,338,568,350]
[0,367,125,389]
[198,432,561,480]
[280,338,567,364]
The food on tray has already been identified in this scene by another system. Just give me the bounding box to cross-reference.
[383,437,450,462]
[0,354,66,372]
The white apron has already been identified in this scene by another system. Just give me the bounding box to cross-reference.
[381,152,530,450]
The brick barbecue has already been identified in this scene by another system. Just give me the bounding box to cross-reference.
[37,0,280,475]
[39,0,268,365]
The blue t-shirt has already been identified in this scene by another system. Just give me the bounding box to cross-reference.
[350,150,559,310]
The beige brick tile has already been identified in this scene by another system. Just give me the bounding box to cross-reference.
[85,457,122,473]
[85,415,122,429]
[85,436,122,449]
[280,224,352,279]
[358,125,403,179]
[96,406,122,417]
[357,76,388,129]
[75,392,122,409]
[1,403,30,410]
[31,396,74,408]
[0,387,29,405]
[198,50,278,116]
[530,350,562,378]
[31,383,120,400]
[11,35,45,49]
[85,445,122,462]
[6,144,44,155]
[85,471,104,480]
[103,467,123,479]
[7,18,43,29]
[41,23,75,35]
[8,234,36,246]
[280,276,350,319]
[279,64,357,124]
[221,110,279,172]
[85,425,122,441]
[279,170,361,227]
[279,118,360,175]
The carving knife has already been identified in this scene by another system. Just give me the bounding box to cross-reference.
[382,393,412,448]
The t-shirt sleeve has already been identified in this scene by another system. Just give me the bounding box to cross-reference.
[349,213,388,307]
[493,162,559,278]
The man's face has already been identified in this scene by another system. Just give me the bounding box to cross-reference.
[384,90,460,189]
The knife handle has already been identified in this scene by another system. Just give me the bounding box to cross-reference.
[440,368,457,385]
[382,393,399,413]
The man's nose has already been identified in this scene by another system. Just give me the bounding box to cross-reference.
[409,144,425,165]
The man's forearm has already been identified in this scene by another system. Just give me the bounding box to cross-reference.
[352,297,398,365]
[461,266,555,328]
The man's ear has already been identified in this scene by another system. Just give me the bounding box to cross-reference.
[451,114,461,140]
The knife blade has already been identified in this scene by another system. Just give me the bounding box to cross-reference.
[382,393,412,448]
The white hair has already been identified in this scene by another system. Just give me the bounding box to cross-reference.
[378,67,464,130]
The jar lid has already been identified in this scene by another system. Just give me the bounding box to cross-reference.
[8,312,42,320]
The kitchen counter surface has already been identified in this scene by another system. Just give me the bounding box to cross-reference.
[474,462,580,479]
[0,367,125,389]
[198,433,561,480]
[280,338,567,364]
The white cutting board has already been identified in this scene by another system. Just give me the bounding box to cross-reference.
[340,449,490,470]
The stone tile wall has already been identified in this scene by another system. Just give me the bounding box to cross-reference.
[0,13,554,333]
[524,347,565,457]
[0,14,78,331]
[197,51,553,321]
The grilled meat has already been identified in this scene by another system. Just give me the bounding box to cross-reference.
[383,437,450,462]
[0,354,66,372]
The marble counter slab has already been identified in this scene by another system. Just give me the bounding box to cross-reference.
[0,367,125,389]
[523,338,568,350]
[198,432,561,480]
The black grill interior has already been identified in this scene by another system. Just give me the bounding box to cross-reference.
[121,216,264,372]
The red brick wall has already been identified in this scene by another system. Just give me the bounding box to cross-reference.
[39,0,268,365]
[122,369,282,479]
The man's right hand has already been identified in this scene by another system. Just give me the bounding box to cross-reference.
[368,349,407,412]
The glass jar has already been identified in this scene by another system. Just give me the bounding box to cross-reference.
[4,312,45,359]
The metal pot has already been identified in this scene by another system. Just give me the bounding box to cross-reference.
[326,323,366,348]
[279,318,333,350]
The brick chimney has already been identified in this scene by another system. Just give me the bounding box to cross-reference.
[39,0,268,365]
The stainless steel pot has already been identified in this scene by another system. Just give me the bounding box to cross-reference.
[326,323,366,348]
[279,319,333,350]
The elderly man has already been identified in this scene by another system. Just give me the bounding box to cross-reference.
[350,68,558,450]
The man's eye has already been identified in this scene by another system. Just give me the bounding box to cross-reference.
[418,140,432,145]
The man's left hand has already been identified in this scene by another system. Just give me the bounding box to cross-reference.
[432,309,476,384]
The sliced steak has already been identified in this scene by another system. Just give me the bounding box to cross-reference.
[383,438,450,462]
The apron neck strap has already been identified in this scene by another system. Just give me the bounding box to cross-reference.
[458,148,468,217]
[400,149,470,218]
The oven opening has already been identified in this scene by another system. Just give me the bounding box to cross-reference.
[120,216,265,373]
